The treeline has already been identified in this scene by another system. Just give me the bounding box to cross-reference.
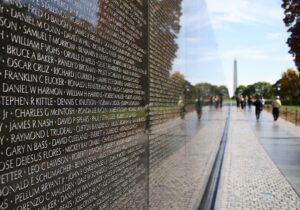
[282,0,300,71]
[236,68,300,105]
[235,82,274,99]
[186,82,229,104]
[170,71,229,103]
[192,83,229,98]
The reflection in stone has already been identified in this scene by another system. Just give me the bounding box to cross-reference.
[149,0,184,126]
[0,0,193,209]
[0,0,148,209]
[148,0,185,168]
[148,1,195,209]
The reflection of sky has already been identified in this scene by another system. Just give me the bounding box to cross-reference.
[173,0,226,86]
[174,0,296,96]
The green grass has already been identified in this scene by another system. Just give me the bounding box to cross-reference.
[283,105,300,112]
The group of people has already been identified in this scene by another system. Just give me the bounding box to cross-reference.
[209,95,224,109]
[178,93,283,122]
[178,96,205,120]
[178,95,224,120]
[147,94,282,132]
[238,94,282,121]
[236,95,263,110]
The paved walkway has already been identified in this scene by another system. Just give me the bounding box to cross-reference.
[149,107,228,210]
[149,105,300,210]
[216,107,300,210]
[245,108,300,195]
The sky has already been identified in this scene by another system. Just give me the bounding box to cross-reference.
[173,0,296,96]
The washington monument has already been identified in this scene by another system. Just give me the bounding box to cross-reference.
[233,59,238,96]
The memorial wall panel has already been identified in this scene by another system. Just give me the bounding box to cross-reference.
[148,0,184,165]
[0,0,148,209]
[149,0,184,126]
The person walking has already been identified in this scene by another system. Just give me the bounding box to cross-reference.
[214,95,220,109]
[178,96,185,119]
[272,96,282,121]
[219,95,223,109]
[261,96,265,106]
[248,95,253,110]
[195,97,203,119]
[253,95,263,121]
[236,96,240,110]
[209,96,213,108]
[240,95,245,110]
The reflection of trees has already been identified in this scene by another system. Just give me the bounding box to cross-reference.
[235,82,273,98]
[280,68,300,103]
[194,83,229,98]
[150,0,182,71]
[282,0,300,70]
[149,0,183,117]
[235,85,247,96]
[170,71,185,92]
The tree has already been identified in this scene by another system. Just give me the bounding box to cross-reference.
[252,82,273,98]
[217,85,229,98]
[235,82,273,98]
[280,68,300,103]
[170,71,186,99]
[170,71,185,81]
[170,72,198,103]
[282,0,300,70]
[185,80,196,102]
[235,85,247,96]
[194,83,212,98]
[194,83,229,98]
[243,84,256,96]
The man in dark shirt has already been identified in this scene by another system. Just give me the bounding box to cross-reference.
[195,97,203,119]
[253,95,263,121]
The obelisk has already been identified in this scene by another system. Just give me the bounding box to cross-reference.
[233,59,237,96]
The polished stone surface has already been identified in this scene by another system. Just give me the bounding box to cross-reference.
[0,0,187,209]
[216,108,300,210]
[245,109,300,195]
[150,107,228,210]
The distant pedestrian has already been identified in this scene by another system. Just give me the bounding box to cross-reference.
[261,96,265,106]
[219,95,223,109]
[214,95,220,109]
[178,96,185,119]
[248,95,253,110]
[253,95,263,121]
[240,95,245,110]
[209,96,213,108]
[236,96,240,110]
[272,96,282,121]
[195,97,203,119]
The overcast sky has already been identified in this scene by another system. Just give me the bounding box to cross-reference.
[173,0,296,96]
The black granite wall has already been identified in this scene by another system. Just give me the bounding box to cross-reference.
[0,0,185,209]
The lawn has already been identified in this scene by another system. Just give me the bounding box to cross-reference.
[283,105,300,112]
